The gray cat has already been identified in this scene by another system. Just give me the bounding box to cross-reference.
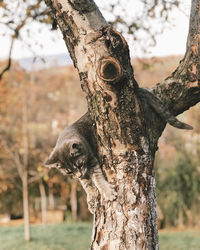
[45,113,117,213]
[45,88,192,213]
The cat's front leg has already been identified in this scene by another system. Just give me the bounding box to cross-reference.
[79,177,98,214]
[91,164,117,201]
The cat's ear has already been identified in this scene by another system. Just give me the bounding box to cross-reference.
[45,149,59,166]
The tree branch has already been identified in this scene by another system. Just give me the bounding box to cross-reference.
[0,37,14,80]
[0,138,23,180]
[0,3,48,80]
[0,13,31,80]
[153,0,200,115]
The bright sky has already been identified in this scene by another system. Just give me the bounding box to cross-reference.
[149,7,190,57]
[0,1,191,60]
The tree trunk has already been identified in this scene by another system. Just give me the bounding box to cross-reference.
[39,180,47,225]
[70,180,78,223]
[91,158,158,249]
[22,168,31,241]
[22,101,31,241]
[48,184,55,210]
[44,0,200,248]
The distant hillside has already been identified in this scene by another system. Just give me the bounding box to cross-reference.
[18,53,72,71]
[133,55,182,87]
[16,54,182,81]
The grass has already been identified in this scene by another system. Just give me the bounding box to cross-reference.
[0,223,92,250]
[0,223,199,250]
[159,230,200,250]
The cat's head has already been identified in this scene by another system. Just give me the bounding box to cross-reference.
[44,140,88,178]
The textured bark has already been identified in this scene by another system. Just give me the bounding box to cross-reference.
[153,0,200,132]
[44,0,199,249]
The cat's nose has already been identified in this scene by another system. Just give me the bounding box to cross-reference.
[75,172,82,178]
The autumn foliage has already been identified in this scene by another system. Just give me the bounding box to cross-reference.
[0,56,199,228]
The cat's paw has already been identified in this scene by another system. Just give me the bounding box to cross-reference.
[87,199,96,214]
[87,191,97,214]
[103,183,117,201]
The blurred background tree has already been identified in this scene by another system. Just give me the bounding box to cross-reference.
[155,107,200,228]
[0,63,90,239]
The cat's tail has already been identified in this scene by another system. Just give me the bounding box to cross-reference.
[138,88,193,130]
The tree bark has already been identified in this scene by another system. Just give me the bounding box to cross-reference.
[44,0,200,249]
[153,0,200,116]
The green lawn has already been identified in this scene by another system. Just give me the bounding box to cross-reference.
[0,223,199,250]
[0,223,92,250]
[159,230,200,250]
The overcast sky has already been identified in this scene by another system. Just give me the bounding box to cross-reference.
[0,1,191,60]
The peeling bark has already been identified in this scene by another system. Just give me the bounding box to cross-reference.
[44,0,199,249]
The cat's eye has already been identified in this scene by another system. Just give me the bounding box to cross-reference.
[72,143,79,149]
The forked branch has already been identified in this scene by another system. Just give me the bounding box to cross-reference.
[153,0,200,115]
